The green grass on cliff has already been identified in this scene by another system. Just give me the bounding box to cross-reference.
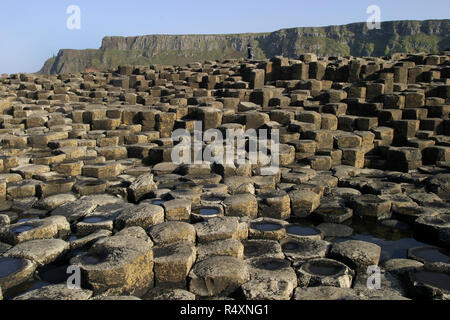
[38,20,450,74]
[388,34,443,53]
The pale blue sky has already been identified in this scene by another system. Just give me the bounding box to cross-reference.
[0,0,448,74]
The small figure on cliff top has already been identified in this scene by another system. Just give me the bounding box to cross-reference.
[247,44,254,60]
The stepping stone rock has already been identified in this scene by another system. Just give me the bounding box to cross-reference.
[76,215,114,237]
[248,218,288,240]
[0,257,36,291]
[352,194,392,220]
[148,221,196,245]
[294,286,359,300]
[317,223,354,238]
[331,187,362,200]
[4,239,69,267]
[289,190,320,218]
[34,193,77,211]
[71,234,154,296]
[281,238,330,262]
[50,198,98,222]
[296,258,354,288]
[0,216,68,245]
[115,203,164,229]
[406,263,450,300]
[312,198,353,223]
[92,295,141,300]
[127,173,157,203]
[195,217,241,243]
[168,189,201,206]
[285,224,323,240]
[243,239,284,260]
[242,257,297,300]
[0,242,10,254]
[197,238,244,261]
[426,174,450,201]
[153,241,196,288]
[257,190,291,220]
[394,206,437,224]
[223,194,258,219]
[0,214,10,226]
[188,256,250,297]
[223,176,254,195]
[13,284,93,300]
[70,229,112,250]
[143,288,195,300]
[329,240,382,270]
[115,226,151,243]
[408,246,450,265]
[381,258,424,275]
[163,199,192,221]
[414,213,450,246]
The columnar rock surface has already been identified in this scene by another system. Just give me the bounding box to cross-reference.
[0,50,449,300]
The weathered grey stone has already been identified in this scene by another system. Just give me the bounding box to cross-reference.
[76,216,114,237]
[168,189,201,205]
[242,258,297,300]
[0,214,10,227]
[329,240,382,270]
[223,193,258,219]
[50,198,98,222]
[285,224,323,240]
[197,238,244,261]
[128,173,157,203]
[143,288,195,300]
[414,213,450,246]
[312,197,354,223]
[407,246,450,265]
[92,295,142,300]
[188,256,250,297]
[4,239,69,267]
[352,194,392,220]
[406,263,450,300]
[1,48,449,302]
[381,258,424,275]
[317,223,354,238]
[296,258,354,288]
[115,203,164,229]
[257,190,291,220]
[153,241,196,288]
[70,229,112,250]
[0,257,36,291]
[13,284,93,300]
[70,234,154,296]
[148,221,196,245]
[293,286,359,300]
[223,176,254,195]
[163,199,191,221]
[281,237,330,262]
[34,193,77,211]
[0,216,67,245]
[115,226,151,242]
[0,242,11,255]
[195,217,241,243]
[248,218,288,240]
[289,190,320,218]
[426,174,450,201]
[243,239,284,260]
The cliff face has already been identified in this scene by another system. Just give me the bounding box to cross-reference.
[39,19,450,74]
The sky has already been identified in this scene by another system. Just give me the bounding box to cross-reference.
[0,0,448,74]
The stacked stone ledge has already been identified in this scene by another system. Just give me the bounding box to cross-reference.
[0,50,449,300]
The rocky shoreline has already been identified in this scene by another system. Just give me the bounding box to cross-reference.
[0,51,449,300]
